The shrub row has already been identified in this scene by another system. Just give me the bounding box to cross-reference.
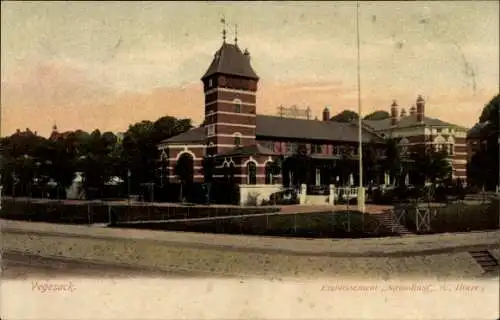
[0,199,280,225]
[113,211,398,239]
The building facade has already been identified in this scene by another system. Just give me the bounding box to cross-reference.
[158,34,386,188]
[363,98,469,181]
[158,30,468,189]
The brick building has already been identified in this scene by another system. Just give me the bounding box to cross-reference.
[158,35,385,190]
[363,98,468,181]
[158,32,469,195]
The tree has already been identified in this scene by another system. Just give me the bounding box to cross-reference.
[331,110,359,123]
[409,150,452,186]
[469,93,499,189]
[122,117,193,194]
[381,138,402,185]
[288,143,312,185]
[363,110,390,121]
[479,94,499,126]
[201,156,216,182]
[362,140,382,185]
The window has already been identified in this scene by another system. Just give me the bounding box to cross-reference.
[399,138,409,155]
[265,162,273,184]
[207,125,215,137]
[332,145,341,155]
[350,146,358,156]
[234,133,242,146]
[234,99,242,113]
[208,78,213,88]
[247,162,257,185]
[311,144,323,154]
[261,141,275,152]
[287,142,298,153]
[447,144,454,155]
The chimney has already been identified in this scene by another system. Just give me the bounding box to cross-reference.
[400,108,407,118]
[410,105,416,116]
[390,100,399,126]
[322,106,330,121]
[416,95,425,123]
[243,48,250,61]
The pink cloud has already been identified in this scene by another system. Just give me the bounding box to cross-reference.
[2,62,490,137]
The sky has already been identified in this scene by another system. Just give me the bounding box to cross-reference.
[1,1,499,137]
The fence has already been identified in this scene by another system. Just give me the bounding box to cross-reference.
[391,196,499,234]
[0,197,280,226]
[113,210,398,238]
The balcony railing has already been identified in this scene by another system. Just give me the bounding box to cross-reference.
[306,185,330,195]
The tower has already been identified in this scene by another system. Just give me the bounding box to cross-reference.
[390,100,399,126]
[416,95,425,123]
[201,22,259,155]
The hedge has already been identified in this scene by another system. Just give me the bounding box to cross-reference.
[113,211,398,239]
[0,199,280,225]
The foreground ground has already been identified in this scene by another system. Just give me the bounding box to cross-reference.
[1,252,202,279]
[2,219,499,320]
[2,219,499,280]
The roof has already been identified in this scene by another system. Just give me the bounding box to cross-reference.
[161,115,384,145]
[255,115,383,143]
[201,42,259,80]
[160,126,205,144]
[363,114,467,131]
[218,143,278,157]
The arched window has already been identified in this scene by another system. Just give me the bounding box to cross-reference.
[399,138,409,155]
[174,153,194,185]
[234,133,242,147]
[265,162,273,184]
[247,162,257,185]
[234,99,242,113]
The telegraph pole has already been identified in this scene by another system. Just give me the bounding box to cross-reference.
[356,0,366,213]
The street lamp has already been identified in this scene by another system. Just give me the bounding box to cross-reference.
[356,0,366,213]
[127,169,131,204]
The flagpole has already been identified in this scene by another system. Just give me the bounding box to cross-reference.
[356,0,366,213]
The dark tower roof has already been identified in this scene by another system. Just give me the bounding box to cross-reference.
[201,42,259,80]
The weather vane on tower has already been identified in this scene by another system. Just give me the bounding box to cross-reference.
[220,16,227,43]
[234,24,238,45]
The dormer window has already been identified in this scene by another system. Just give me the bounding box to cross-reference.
[234,99,242,113]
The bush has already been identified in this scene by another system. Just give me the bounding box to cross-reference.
[371,188,396,205]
